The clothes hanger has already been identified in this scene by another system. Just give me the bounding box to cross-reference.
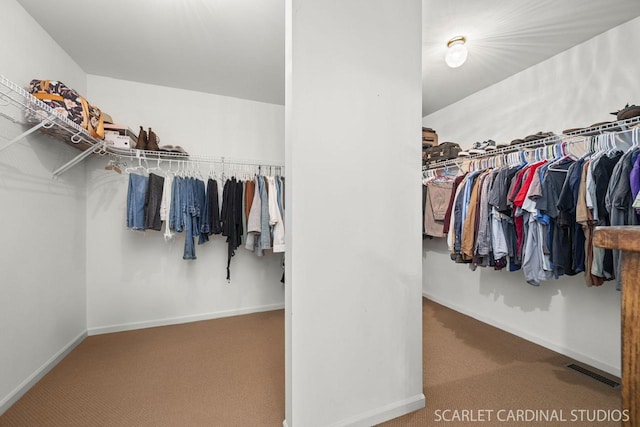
[596,133,608,155]
[146,156,162,174]
[165,159,175,177]
[605,132,623,157]
[547,142,574,173]
[104,157,123,174]
[124,156,145,174]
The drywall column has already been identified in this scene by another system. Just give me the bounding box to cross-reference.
[284,1,424,425]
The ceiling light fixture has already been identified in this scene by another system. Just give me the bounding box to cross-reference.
[445,36,468,68]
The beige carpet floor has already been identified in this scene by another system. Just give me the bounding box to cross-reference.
[0,310,285,427]
[379,299,622,427]
[0,299,621,426]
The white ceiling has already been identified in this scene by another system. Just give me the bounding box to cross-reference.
[16,0,640,116]
[422,0,640,115]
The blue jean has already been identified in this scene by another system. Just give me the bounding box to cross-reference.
[127,173,148,231]
[258,175,271,249]
[170,176,183,232]
[276,176,284,219]
[182,178,197,260]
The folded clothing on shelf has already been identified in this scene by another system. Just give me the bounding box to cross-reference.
[159,145,189,156]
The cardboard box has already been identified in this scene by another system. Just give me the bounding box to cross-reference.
[105,133,134,149]
[422,127,438,147]
[104,123,138,146]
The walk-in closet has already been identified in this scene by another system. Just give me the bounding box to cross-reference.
[2,0,640,426]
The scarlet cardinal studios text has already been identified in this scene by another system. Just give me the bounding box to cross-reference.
[433,409,629,423]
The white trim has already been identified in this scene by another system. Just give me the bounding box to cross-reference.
[423,292,620,377]
[282,395,425,427]
[87,303,286,336]
[328,394,425,427]
[0,330,87,416]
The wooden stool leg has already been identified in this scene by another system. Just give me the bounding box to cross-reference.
[622,251,640,427]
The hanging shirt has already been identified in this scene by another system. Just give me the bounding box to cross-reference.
[245,179,256,222]
[442,173,466,235]
[160,174,174,240]
[448,176,468,254]
[513,161,547,262]
[475,170,497,257]
[606,148,639,290]
[424,180,454,238]
[245,176,264,256]
[555,159,585,276]
[507,166,529,265]
[631,153,640,218]
[586,157,598,220]
[521,164,553,286]
[575,161,603,287]
[591,152,622,280]
[221,178,244,279]
[267,176,285,253]
[462,171,488,259]
[455,171,481,256]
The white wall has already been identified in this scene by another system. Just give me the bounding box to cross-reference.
[285,1,424,425]
[0,0,88,413]
[85,76,285,333]
[422,16,640,376]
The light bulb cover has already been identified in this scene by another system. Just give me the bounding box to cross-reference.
[445,36,468,68]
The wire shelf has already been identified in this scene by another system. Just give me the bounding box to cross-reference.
[0,75,284,177]
[423,115,640,171]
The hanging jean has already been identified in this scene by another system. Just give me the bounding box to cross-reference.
[170,176,183,233]
[258,175,271,250]
[127,173,148,231]
[144,173,165,231]
[276,176,284,220]
[182,178,197,260]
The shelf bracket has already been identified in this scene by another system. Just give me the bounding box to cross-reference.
[0,117,55,153]
[52,140,106,178]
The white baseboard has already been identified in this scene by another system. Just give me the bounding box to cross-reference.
[0,330,87,416]
[423,292,620,377]
[281,394,424,427]
[329,393,425,427]
[87,302,286,336]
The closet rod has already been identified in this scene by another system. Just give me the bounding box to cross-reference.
[424,115,640,171]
